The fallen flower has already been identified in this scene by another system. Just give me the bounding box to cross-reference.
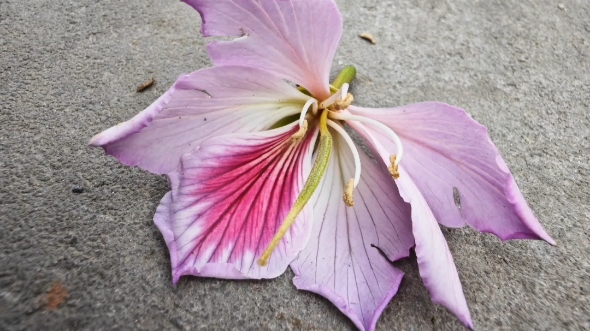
[90,1,554,330]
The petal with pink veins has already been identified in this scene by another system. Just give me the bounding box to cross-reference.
[155,123,317,281]
[90,66,310,174]
[348,103,554,244]
[184,0,342,100]
[290,132,414,331]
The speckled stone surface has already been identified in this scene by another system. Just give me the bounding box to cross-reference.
[1,0,588,330]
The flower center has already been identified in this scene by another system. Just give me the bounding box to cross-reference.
[258,67,405,267]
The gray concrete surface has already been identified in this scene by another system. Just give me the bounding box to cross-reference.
[1,0,589,330]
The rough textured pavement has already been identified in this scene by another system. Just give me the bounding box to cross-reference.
[1,0,589,330]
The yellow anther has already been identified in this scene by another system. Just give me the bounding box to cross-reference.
[343,178,355,207]
[333,93,354,111]
[388,155,400,179]
[291,120,308,141]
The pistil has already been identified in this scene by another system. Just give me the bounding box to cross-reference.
[259,66,361,266]
[258,110,333,266]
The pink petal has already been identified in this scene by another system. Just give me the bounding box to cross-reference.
[90,66,309,174]
[290,133,414,331]
[348,103,554,244]
[184,0,342,100]
[395,165,474,329]
[351,124,473,328]
[155,123,317,281]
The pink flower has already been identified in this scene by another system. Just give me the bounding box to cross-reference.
[90,1,554,330]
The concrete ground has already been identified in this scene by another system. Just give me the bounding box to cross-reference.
[1,0,588,330]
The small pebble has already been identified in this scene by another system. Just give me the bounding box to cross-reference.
[557,3,565,11]
[72,186,84,194]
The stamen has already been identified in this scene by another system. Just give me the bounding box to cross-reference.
[343,179,354,207]
[326,119,361,188]
[291,120,308,141]
[258,110,333,267]
[292,99,316,140]
[388,155,400,179]
[319,83,349,109]
[328,112,404,179]
[298,98,317,127]
[333,93,354,111]
[340,83,349,97]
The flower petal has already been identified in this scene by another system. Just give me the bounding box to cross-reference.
[395,165,474,329]
[184,0,342,100]
[350,124,473,328]
[348,103,554,244]
[90,66,309,174]
[290,132,414,331]
[155,123,317,281]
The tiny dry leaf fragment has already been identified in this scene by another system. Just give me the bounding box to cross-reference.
[136,77,155,92]
[360,33,376,44]
[45,281,68,310]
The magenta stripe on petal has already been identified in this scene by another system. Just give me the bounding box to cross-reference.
[156,123,317,281]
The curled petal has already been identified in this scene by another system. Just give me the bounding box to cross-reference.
[348,103,554,244]
[184,0,342,100]
[291,132,414,331]
[156,123,317,281]
[90,66,309,174]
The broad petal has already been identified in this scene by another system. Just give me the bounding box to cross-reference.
[155,123,317,281]
[290,132,414,331]
[90,66,309,174]
[184,0,342,100]
[348,104,554,244]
